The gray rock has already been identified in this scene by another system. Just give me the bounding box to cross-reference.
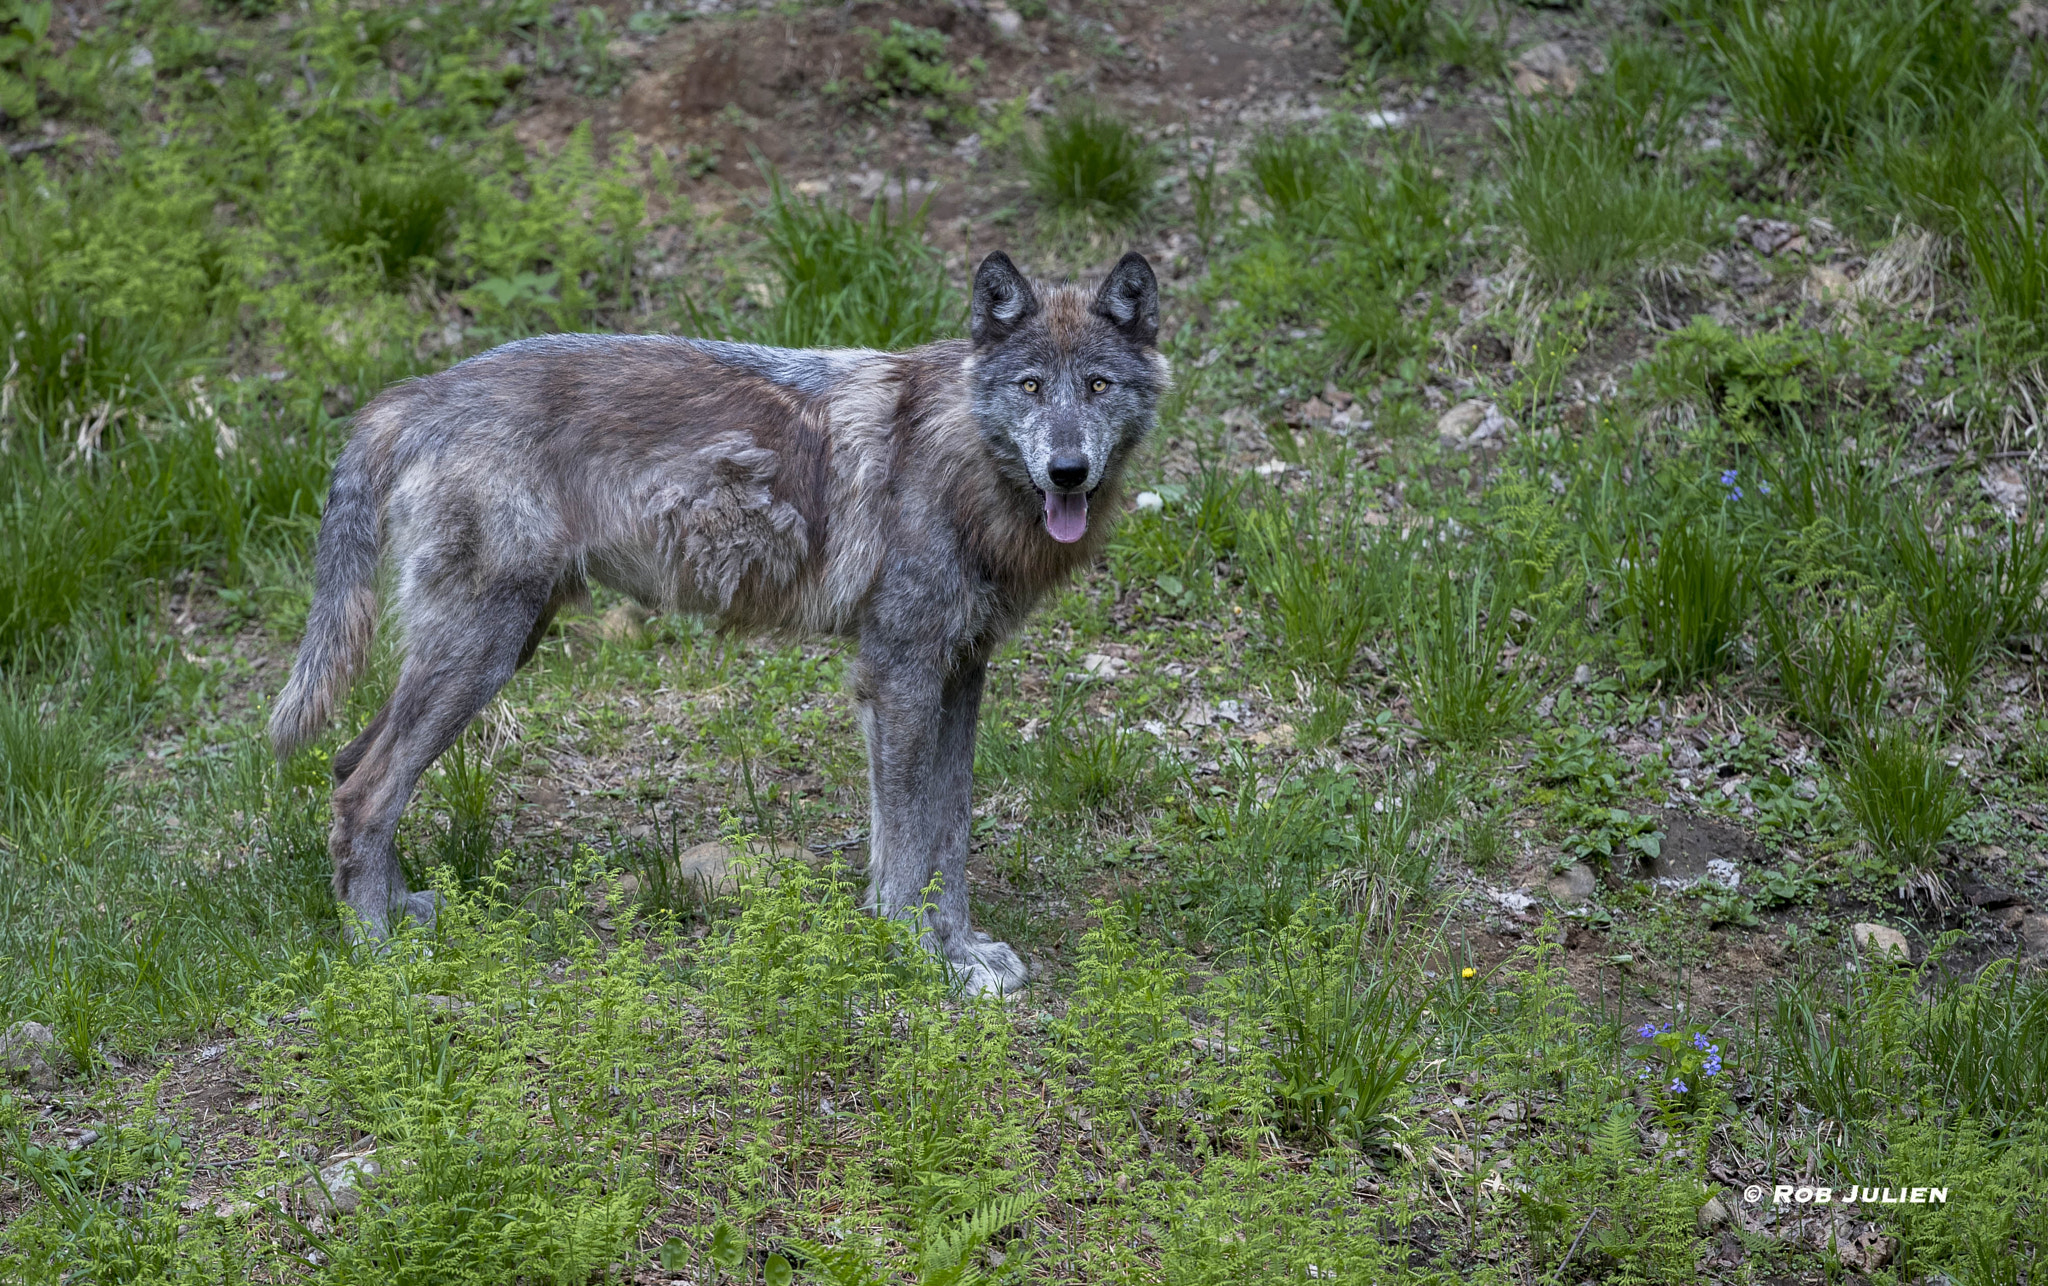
[1850,922,1911,963]
[0,1021,69,1088]
[1698,1195,1730,1230]
[304,1151,382,1217]
[2020,912,2048,963]
[1544,863,1597,905]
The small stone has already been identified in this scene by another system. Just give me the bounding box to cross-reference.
[986,3,1022,37]
[594,603,649,644]
[303,1151,381,1217]
[1435,399,1489,447]
[2020,912,2048,962]
[1850,922,1911,963]
[1508,42,1579,95]
[418,995,469,1016]
[1,1021,69,1088]
[1134,491,1163,513]
[1544,863,1597,905]
[1698,1196,1730,1230]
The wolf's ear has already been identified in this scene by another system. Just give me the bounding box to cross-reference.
[970,252,1042,346]
[1090,252,1159,346]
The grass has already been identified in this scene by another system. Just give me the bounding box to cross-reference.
[1890,516,2004,707]
[1833,723,1970,872]
[1023,104,1159,228]
[1760,596,1894,740]
[1329,0,1430,60]
[5,2,2048,1282]
[1615,516,1750,689]
[748,177,961,350]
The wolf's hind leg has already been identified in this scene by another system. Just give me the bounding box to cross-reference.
[328,577,554,941]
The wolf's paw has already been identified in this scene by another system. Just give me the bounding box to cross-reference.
[403,890,444,931]
[947,931,1030,996]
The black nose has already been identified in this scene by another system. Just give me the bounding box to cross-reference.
[1048,455,1089,490]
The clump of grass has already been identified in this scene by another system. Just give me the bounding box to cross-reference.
[1833,724,1968,872]
[1023,104,1159,227]
[1711,0,1920,159]
[1502,100,1704,286]
[1761,597,1895,741]
[1616,517,1750,689]
[1889,517,2003,707]
[1249,130,1341,220]
[750,177,959,350]
[1242,491,1408,682]
[982,683,1166,818]
[1960,170,2048,364]
[1402,568,1539,753]
[1258,906,1424,1146]
[1330,0,1430,60]
[327,154,473,284]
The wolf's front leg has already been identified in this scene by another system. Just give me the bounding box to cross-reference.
[860,656,1028,994]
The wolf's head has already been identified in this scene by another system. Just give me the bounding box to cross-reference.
[967,251,1169,544]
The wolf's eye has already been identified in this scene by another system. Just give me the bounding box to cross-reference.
[1021,378,1039,394]
[1090,378,1109,393]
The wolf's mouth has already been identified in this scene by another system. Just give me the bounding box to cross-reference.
[1039,489,1090,544]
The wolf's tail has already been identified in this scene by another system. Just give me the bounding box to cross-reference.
[269,438,388,759]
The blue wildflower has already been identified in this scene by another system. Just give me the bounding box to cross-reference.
[1720,468,1744,501]
[1670,1078,1689,1094]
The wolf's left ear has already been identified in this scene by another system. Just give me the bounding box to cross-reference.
[1090,252,1160,346]
[971,252,1042,346]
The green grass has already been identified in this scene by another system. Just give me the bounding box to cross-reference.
[1833,723,1970,872]
[1615,516,1750,689]
[1023,104,1159,227]
[1329,0,1430,60]
[747,177,961,350]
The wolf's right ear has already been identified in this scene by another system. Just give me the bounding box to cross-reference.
[970,252,1041,346]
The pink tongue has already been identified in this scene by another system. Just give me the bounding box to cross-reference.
[1043,490,1089,543]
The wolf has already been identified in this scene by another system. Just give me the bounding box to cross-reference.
[267,251,1167,993]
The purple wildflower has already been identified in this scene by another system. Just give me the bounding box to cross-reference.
[1670,1078,1689,1094]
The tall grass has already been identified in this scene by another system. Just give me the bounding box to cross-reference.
[1833,724,1968,871]
[1616,517,1750,689]
[749,178,960,350]
[1712,0,1921,159]
[1330,0,1429,59]
[1500,45,1710,287]
[1890,518,2003,706]
[1023,104,1159,227]
[1761,597,1894,741]
[1402,568,1539,753]
[1241,490,1408,682]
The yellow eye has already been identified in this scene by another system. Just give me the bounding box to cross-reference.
[1021,379,1039,394]
[1091,378,1109,393]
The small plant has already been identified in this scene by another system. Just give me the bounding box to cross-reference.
[1629,1021,1726,1106]
[1761,596,1895,740]
[1402,568,1540,753]
[748,176,960,350]
[1832,723,1968,871]
[1258,906,1425,1146]
[854,20,971,115]
[1711,0,1919,159]
[1501,98,1704,286]
[1023,104,1159,226]
[1990,507,2048,641]
[0,0,56,122]
[0,684,111,861]
[1329,0,1430,60]
[1615,516,1750,689]
[1890,518,2002,706]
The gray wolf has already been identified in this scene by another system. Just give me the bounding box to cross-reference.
[269,251,1167,993]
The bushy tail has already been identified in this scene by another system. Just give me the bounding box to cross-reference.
[269,441,386,759]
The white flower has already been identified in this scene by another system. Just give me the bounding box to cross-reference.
[1134,491,1164,512]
